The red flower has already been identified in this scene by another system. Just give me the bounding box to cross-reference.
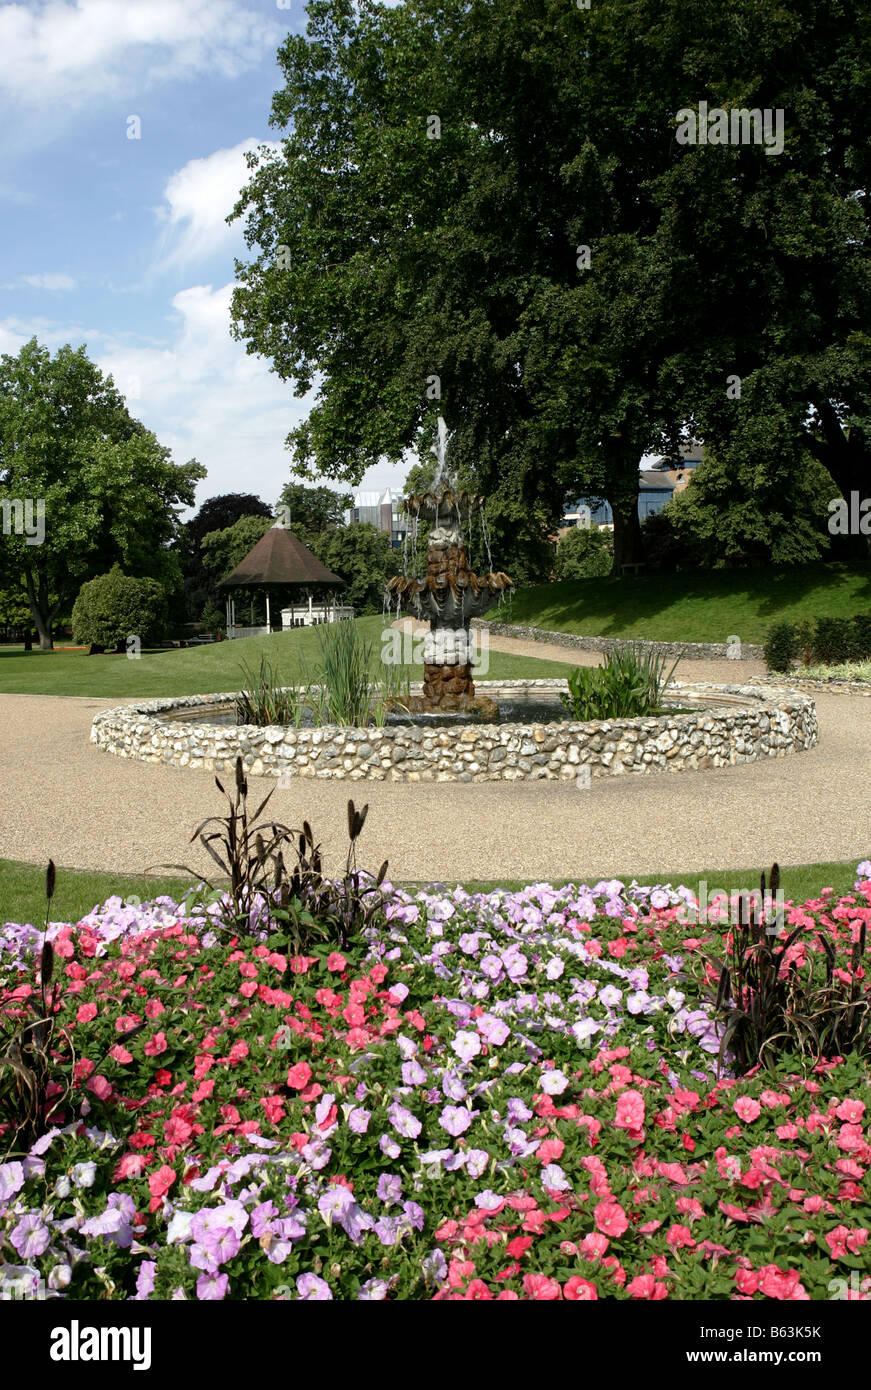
[522,1274,562,1300]
[563,1277,598,1300]
[286,1062,313,1090]
[147,1164,176,1198]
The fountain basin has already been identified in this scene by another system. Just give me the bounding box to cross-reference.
[90,680,817,782]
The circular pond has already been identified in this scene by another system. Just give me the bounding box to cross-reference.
[90,679,817,782]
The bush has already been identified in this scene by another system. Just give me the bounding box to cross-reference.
[554,524,612,580]
[814,617,856,666]
[72,566,167,651]
[763,621,798,673]
[852,614,871,661]
[561,643,682,720]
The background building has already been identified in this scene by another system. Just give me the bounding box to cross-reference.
[346,488,407,549]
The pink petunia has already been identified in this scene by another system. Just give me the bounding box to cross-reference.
[327,952,347,972]
[594,1201,628,1238]
[286,1062,313,1090]
[76,1001,97,1024]
[614,1089,645,1134]
[835,1098,866,1124]
[563,1277,598,1300]
[522,1274,562,1300]
[626,1274,667,1300]
[733,1097,762,1122]
[143,1031,167,1057]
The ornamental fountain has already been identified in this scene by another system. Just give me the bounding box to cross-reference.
[386,418,513,712]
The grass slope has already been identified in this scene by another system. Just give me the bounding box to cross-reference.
[502,561,871,645]
[0,617,569,698]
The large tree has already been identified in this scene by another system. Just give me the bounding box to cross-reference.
[229,0,871,574]
[229,0,711,572]
[0,339,204,648]
[276,480,352,545]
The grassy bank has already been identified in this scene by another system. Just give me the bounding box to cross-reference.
[2,854,864,930]
[501,561,871,645]
[0,616,569,698]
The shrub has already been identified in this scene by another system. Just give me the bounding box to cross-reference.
[235,656,305,727]
[561,643,682,720]
[763,621,797,673]
[792,618,817,668]
[554,524,612,580]
[852,614,871,661]
[72,565,167,651]
[814,616,857,666]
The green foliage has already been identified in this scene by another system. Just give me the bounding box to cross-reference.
[313,619,373,726]
[161,758,388,953]
[71,565,168,650]
[311,523,394,614]
[277,481,352,546]
[554,525,612,580]
[234,655,305,727]
[0,338,203,647]
[560,643,682,720]
[763,621,799,673]
[664,445,837,570]
[764,612,871,671]
[693,866,870,1075]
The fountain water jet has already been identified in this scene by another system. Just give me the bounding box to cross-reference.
[387,420,512,712]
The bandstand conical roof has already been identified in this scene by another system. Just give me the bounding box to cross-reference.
[217,522,345,589]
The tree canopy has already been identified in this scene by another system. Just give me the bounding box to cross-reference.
[230,0,871,574]
[0,338,204,647]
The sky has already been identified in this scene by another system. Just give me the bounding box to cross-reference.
[0,0,411,520]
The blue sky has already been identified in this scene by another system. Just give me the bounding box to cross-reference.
[0,0,410,518]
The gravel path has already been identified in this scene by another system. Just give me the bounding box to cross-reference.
[0,642,868,883]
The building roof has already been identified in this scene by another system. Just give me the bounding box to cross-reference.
[638,471,676,490]
[217,522,345,589]
[651,441,704,469]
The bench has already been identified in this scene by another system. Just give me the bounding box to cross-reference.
[620,562,646,576]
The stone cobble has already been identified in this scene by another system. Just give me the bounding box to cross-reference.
[90,680,817,782]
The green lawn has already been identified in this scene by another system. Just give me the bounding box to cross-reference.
[500,561,871,645]
[2,854,864,930]
[0,617,570,698]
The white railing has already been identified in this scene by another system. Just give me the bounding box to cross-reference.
[281,605,355,628]
[226,625,271,640]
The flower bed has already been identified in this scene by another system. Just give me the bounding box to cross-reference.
[1,869,869,1301]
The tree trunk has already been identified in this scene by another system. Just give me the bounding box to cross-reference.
[24,568,56,650]
[610,496,644,573]
[806,406,871,561]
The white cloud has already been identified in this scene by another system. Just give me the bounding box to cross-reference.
[0,284,412,515]
[155,140,281,270]
[20,273,77,291]
[0,0,282,110]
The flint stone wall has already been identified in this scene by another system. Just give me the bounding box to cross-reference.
[472,619,763,660]
[90,680,817,783]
